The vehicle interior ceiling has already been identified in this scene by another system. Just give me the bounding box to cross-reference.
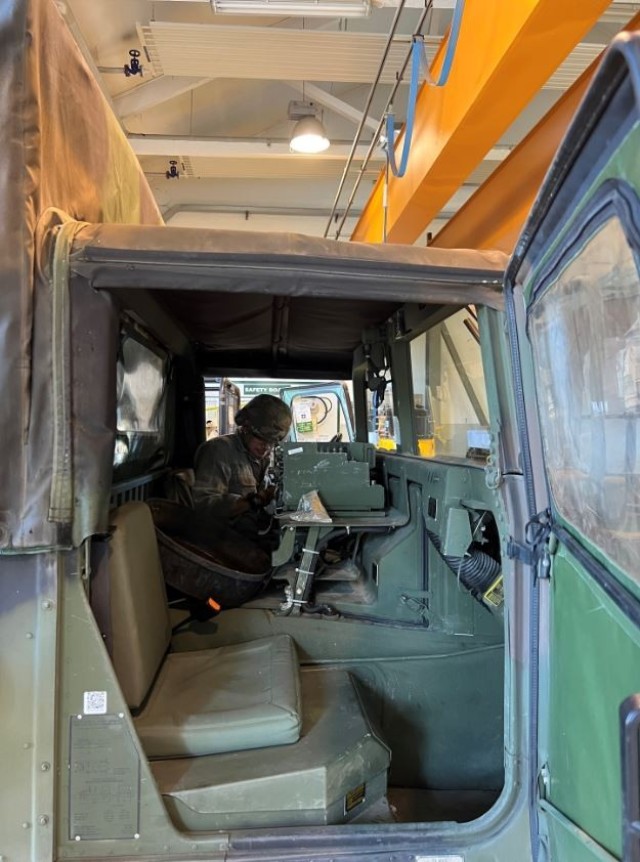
[105,276,507,830]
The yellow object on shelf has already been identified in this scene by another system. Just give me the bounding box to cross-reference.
[418,438,435,457]
[377,438,397,452]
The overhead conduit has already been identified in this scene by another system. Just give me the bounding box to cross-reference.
[432,8,640,253]
[350,0,615,245]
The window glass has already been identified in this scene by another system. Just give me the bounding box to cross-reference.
[205,379,241,439]
[290,392,350,442]
[114,335,167,473]
[117,337,165,433]
[529,215,640,581]
[410,307,490,459]
[367,382,399,451]
[204,379,354,442]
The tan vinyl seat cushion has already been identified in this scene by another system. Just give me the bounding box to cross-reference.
[134,634,302,758]
[108,502,302,758]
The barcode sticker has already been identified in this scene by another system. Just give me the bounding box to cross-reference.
[288,447,304,455]
[83,691,107,715]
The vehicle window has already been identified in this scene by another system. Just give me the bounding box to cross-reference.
[367,382,399,450]
[290,392,350,442]
[204,379,241,440]
[114,334,168,474]
[410,307,490,459]
[529,215,640,581]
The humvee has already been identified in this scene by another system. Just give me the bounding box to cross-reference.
[1,2,639,861]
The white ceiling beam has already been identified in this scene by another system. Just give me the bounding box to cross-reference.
[129,134,385,159]
[115,75,211,118]
[285,82,380,132]
[128,136,510,161]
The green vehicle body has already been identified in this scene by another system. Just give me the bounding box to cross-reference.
[1,2,640,861]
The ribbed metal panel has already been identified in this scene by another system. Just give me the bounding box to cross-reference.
[140,22,436,83]
[546,43,605,89]
[466,160,500,186]
[602,1,640,24]
[140,22,603,91]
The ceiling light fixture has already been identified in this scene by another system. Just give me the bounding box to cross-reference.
[211,0,371,17]
[288,100,330,153]
[290,115,330,153]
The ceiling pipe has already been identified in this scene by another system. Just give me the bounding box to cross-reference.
[323,0,413,238]
[325,0,432,238]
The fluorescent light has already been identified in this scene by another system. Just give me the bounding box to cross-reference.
[211,0,371,17]
[290,116,330,153]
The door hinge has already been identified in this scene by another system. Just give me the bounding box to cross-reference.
[507,509,553,576]
[537,763,550,801]
[537,530,559,582]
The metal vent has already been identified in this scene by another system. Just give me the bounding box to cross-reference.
[139,22,433,83]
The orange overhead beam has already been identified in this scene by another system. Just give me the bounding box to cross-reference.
[351,0,612,245]
[432,10,640,253]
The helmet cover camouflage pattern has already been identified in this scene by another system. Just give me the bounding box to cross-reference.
[236,395,292,443]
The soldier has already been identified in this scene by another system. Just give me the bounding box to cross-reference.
[192,395,292,572]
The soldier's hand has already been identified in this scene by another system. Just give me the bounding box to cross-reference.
[245,485,276,511]
[257,485,277,506]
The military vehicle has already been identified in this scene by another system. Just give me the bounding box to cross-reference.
[1,2,639,860]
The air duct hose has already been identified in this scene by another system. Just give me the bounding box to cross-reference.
[426,527,500,594]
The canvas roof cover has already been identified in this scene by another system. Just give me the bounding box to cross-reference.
[68,222,507,376]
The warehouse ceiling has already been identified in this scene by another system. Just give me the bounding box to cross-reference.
[61,0,640,242]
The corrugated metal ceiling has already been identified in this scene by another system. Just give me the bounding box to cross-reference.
[140,21,603,90]
[140,23,437,82]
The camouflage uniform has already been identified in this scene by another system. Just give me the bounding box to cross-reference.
[193,432,269,519]
[190,432,273,571]
[190,397,291,573]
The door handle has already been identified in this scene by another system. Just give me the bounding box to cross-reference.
[620,694,640,862]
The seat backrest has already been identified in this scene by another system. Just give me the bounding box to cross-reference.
[108,501,172,710]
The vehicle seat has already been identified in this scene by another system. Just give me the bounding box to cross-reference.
[106,501,302,758]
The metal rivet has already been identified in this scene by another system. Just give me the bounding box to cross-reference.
[74,835,81,842]
[40,762,51,772]
[41,600,53,610]
[118,713,125,719]
[22,822,30,830]
[25,632,33,639]
[39,815,49,827]
[134,833,140,839]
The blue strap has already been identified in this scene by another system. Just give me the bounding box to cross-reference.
[424,0,465,88]
[385,0,465,178]
[385,37,422,179]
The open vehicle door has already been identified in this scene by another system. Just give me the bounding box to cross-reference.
[507,34,640,862]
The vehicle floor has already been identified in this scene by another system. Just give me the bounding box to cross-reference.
[170,606,505,792]
[388,788,501,822]
[354,789,501,824]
